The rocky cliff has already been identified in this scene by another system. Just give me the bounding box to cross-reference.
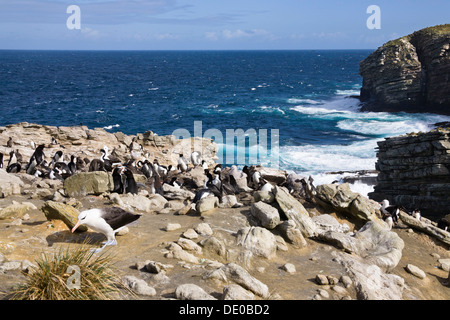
[369,127,450,218]
[360,24,450,114]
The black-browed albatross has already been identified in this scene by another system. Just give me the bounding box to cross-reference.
[71,207,141,253]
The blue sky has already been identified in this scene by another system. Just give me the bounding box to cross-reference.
[0,0,448,50]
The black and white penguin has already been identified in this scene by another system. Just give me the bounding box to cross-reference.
[6,137,13,148]
[89,159,106,172]
[213,164,222,175]
[30,144,45,166]
[6,162,21,173]
[168,176,182,189]
[221,174,239,196]
[7,150,17,167]
[383,214,394,230]
[177,154,188,172]
[26,157,37,175]
[408,209,421,221]
[138,160,153,179]
[50,150,63,167]
[0,152,3,169]
[15,149,23,164]
[68,155,77,174]
[101,146,121,171]
[112,166,125,194]
[51,137,58,145]
[260,178,274,193]
[437,218,449,231]
[201,160,208,170]
[380,199,400,224]
[123,168,138,195]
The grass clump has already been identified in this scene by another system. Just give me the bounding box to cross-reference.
[10,244,130,300]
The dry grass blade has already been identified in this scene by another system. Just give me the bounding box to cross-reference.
[10,242,134,300]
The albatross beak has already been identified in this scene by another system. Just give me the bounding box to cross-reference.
[71,220,81,233]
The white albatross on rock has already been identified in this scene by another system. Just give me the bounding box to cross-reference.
[71,207,141,253]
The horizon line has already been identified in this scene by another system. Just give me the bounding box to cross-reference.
[0,48,376,52]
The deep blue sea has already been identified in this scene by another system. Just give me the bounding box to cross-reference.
[1,50,449,194]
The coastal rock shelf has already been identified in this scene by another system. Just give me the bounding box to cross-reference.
[359,24,450,114]
[369,128,450,218]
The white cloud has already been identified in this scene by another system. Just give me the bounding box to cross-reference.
[205,29,274,41]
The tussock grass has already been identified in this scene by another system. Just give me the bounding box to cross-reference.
[10,243,132,300]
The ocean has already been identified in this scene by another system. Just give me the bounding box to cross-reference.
[1,50,449,195]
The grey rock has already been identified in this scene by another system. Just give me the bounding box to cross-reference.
[175,283,216,300]
[274,186,317,238]
[250,201,280,229]
[204,263,270,298]
[122,275,156,296]
[236,226,278,259]
[405,264,426,279]
[223,284,255,300]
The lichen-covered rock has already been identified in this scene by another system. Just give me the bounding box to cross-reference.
[64,172,113,197]
[41,200,87,232]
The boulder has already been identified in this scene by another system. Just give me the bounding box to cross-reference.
[178,166,207,189]
[64,172,113,197]
[353,221,404,272]
[0,169,23,197]
[315,183,382,225]
[277,220,307,247]
[203,263,270,298]
[250,201,280,229]
[333,252,405,300]
[120,194,153,213]
[41,201,87,232]
[253,190,275,204]
[253,165,287,185]
[122,275,156,296]
[274,186,317,238]
[162,184,195,201]
[236,226,277,259]
[312,214,351,234]
[175,283,216,300]
[196,196,219,214]
[0,201,37,220]
[200,236,227,258]
[222,284,255,300]
[399,211,450,246]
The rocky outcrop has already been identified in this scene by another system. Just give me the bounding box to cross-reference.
[315,183,384,225]
[0,122,218,172]
[369,128,450,218]
[360,24,450,114]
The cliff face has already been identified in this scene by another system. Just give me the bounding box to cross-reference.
[360,24,450,115]
[369,128,450,218]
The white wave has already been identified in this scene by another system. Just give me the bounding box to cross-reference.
[287,98,322,105]
[279,139,379,173]
[103,124,120,130]
[290,105,352,115]
[290,97,361,115]
[337,119,430,136]
[258,105,286,115]
[335,89,361,96]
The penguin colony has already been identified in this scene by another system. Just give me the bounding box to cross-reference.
[1,136,448,233]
